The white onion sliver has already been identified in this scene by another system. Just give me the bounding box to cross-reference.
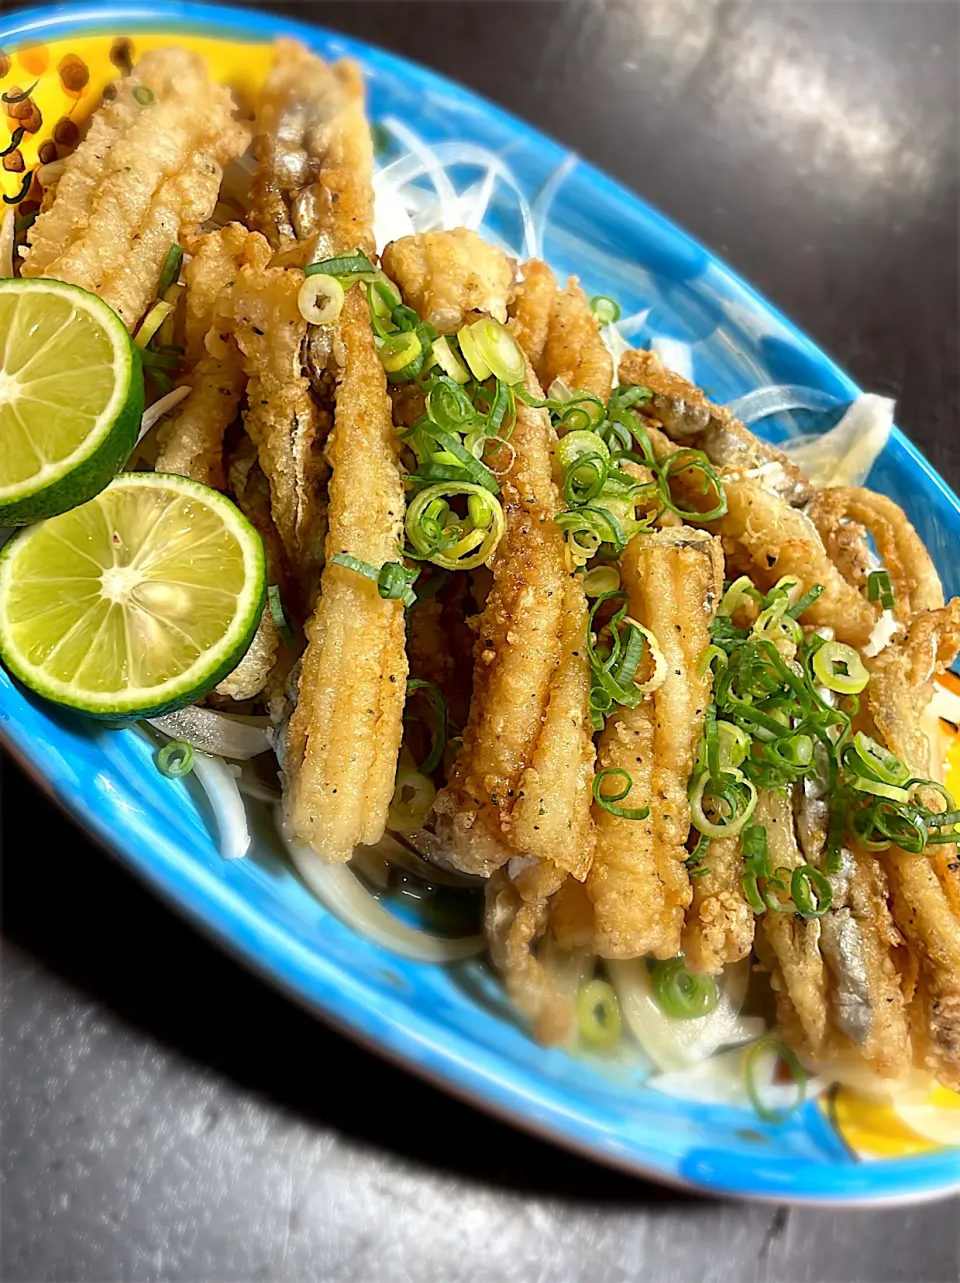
[137,385,191,442]
[191,752,251,860]
[608,956,758,1071]
[279,820,485,963]
[529,152,578,258]
[379,117,460,231]
[650,336,694,383]
[0,208,14,280]
[724,384,844,426]
[648,1043,825,1110]
[779,393,894,488]
[148,706,271,760]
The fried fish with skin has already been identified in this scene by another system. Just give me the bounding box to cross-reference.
[486,861,572,1044]
[23,48,247,331]
[715,477,879,647]
[861,602,960,1087]
[156,223,259,488]
[434,363,590,878]
[226,251,330,591]
[807,486,944,622]
[283,287,408,861]
[752,788,831,1057]
[381,228,515,332]
[682,837,755,974]
[509,260,613,401]
[249,38,374,260]
[619,349,812,507]
[589,527,723,959]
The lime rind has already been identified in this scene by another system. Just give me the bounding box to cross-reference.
[0,473,266,719]
[0,279,145,526]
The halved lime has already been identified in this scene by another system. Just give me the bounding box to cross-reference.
[0,279,144,525]
[0,473,266,718]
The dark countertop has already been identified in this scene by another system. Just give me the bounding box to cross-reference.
[2,2,959,1280]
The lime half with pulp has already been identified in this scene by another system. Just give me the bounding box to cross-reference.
[0,473,266,717]
[0,278,144,525]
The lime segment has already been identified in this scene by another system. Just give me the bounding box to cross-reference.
[0,279,144,524]
[0,473,266,717]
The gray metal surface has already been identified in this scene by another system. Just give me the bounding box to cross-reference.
[2,2,959,1279]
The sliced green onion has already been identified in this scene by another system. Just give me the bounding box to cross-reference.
[589,295,621,326]
[744,1037,807,1125]
[305,251,376,279]
[650,958,720,1020]
[690,768,758,840]
[388,765,437,832]
[464,317,525,385]
[378,329,422,374]
[787,583,825,619]
[592,767,650,820]
[156,739,195,779]
[267,584,294,648]
[866,569,895,611]
[791,865,833,917]
[406,678,448,775]
[456,323,492,381]
[575,979,622,1048]
[430,334,471,383]
[717,575,756,617]
[848,732,910,786]
[133,85,155,106]
[405,482,505,570]
[332,553,419,608]
[157,243,184,299]
[556,429,610,471]
[850,776,911,804]
[812,641,869,694]
[420,425,499,493]
[555,504,627,555]
[740,824,770,913]
[298,273,344,325]
[582,566,621,597]
[717,721,750,770]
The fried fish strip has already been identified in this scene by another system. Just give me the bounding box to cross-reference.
[753,788,831,1057]
[283,288,408,860]
[682,838,755,974]
[862,602,960,1086]
[381,228,515,332]
[589,527,722,959]
[23,48,247,330]
[156,223,259,488]
[434,364,587,877]
[807,486,944,622]
[486,861,572,1044]
[226,251,330,591]
[619,349,812,507]
[715,477,879,647]
[250,38,374,260]
[509,260,613,401]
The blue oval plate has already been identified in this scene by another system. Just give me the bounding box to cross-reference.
[3,2,959,1205]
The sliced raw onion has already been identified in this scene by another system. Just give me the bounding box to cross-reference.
[191,752,251,860]
[278,819,486,963]
[650,336,693,383]
[148,706,271,760]
[608,956,761,1071]
[780,393,894,488]
[648,1042,824,1109]
[724,384,843,426]
[137,385,191,443]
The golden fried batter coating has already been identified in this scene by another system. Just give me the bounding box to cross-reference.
[682,838,755,975]
[588,527,722,959]
[381,229,515,332]
[250,38,374,260]
[284,289,408,860]
[509,260,612,401]
[807,486,944,622]
[23,48,247,330]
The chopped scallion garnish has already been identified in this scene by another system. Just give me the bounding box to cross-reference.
[649,958,719,1020]
[156,739,195,779]
[866,568,895,611]
[592,767,650,820]
[589,295,621,326]
[744,1037,807,1125]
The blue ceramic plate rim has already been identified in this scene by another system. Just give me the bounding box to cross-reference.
[2,0,959,1206]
